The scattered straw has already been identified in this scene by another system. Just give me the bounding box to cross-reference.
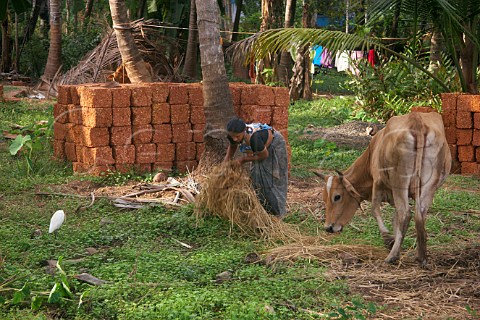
[195,161,301,242]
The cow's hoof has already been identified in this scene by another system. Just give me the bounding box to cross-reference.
[415,256,428,268]
[384,255,399,264]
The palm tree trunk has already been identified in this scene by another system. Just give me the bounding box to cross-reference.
[231,0,242,42]
[278,0,296,86]
[428,29,443,74]
[84,0,94,19]
[109,0,152,83]
[195,0,235,168]
[183,0,198,80]
[43,0,62,80]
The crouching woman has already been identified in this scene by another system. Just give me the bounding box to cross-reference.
[224,117,288,217]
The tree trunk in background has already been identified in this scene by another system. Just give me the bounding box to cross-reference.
[42,0,62,81]
[460,33,478,94]
[137,0,147,19]
[1,16,11,73]
[231,0,242,42]
[428,28,443,74]
[20,0,45,58]
[390,0,402,38]
[109,0,152,83]
[257,0,284,84]
[195,0,235,169]
[84,0,94,19]
[183,0,198,80]
[289,0,313,101]
[278,0,296,87]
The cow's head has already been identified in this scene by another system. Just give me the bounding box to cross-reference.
[314,171,362,233]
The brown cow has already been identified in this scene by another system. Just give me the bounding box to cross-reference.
[315,112,451,266]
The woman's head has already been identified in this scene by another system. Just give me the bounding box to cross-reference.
[226,117,246,143]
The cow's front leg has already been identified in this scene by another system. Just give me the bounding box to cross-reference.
[385,189,410,264]
[371,185,393,248]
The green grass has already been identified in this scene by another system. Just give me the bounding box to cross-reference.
[1,93,479,319]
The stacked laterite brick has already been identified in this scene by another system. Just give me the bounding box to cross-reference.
[53,82,290,176]
[441,93,480,176]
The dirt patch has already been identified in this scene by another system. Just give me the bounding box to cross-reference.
[302,120,384,149]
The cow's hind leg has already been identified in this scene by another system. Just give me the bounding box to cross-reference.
[385,189,410,264]
[414,188,436,267]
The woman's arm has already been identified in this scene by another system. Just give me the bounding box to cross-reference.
[238,148,268,164]
[224,143,238,162]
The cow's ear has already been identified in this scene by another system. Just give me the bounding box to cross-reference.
[341,176,362,200]
[335,169,344,178]
[313,171,326,179]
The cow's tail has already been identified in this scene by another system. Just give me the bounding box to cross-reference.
[414,122,426,217]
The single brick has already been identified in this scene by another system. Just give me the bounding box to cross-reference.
[229,84,242,105]
[176,142,197,161]
[65,123,80,143]
[444,127,456,144]
[133,163,152,174]
[192,124,205,142]
[83,146,115,165]
[156,143,175,162]
[457,94,480,112]
[440,93,458,111]
[461,162,480,175]
[175,160,198,174]
[81,126,110,147]
[257,85,275,106]
[171,104,190,124]
[135,143,157,164]
[82,107,112,127]
[53,103,69,123]
[241,86,257,105]
[111,87,131,108]
[112,107,131,126]
[79,86,112,108]
[239,105,257,123]
[57,85,72,104]
[72,162,91,174]
[76,145,84,163]
[476,147,480,163]
[169,84,189,104]
[64,142,77,161]
[132,124,153,144]
[254,105,272,124]
[172,123,193,143]
[233,104,242,117]
[53,140,65,159]
[70,86,80,105]
[53,122,66,141]
[112,145,135,164]
[152,103,171,124]
[473,129,480,146]
[273,87,290,107]
[456,111,472,129]
[474,113,480,129]
[130,85,153,107]
[67,104,83,125]
[458,145,475,162]
[272,106,289,128]
[196,143,205,161]
[190,105,206,124]
[150,83,170,103]
[188,84,204,106]
[87,165,116,176]
[131,106,152,125]
[441,107,456,127]
[456,129,472,145]
[153,124,172,143]
[110,126,132,145]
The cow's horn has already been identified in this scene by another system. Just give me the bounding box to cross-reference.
[335,170,344,178]
[313,171,326,179]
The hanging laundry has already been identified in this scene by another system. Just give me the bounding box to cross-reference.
[368,49,376,66]
[312,45,323,66]
[335,51,350,72]
[320,48,334,68]
[348,50,364,75]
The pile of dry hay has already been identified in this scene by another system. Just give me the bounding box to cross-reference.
[195,161,301,242]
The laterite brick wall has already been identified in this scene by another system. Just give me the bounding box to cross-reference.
[53,83,290,175]
[441,93,480,176]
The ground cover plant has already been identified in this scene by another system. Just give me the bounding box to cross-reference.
[1,86,479,319]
